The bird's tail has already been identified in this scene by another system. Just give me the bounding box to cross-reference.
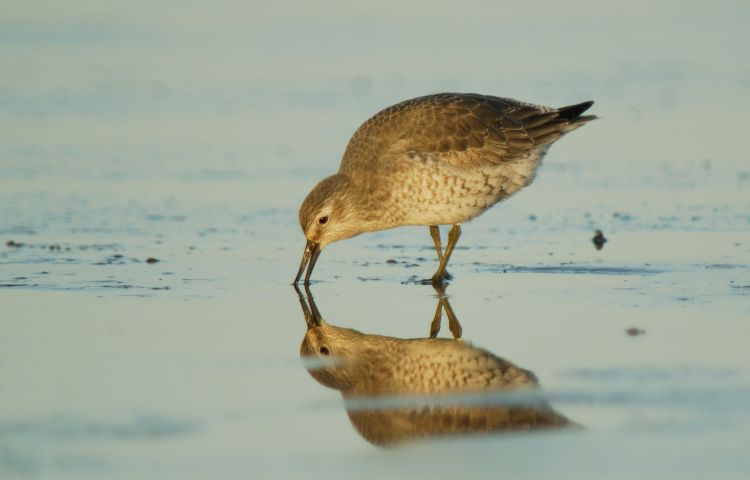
[557,101,597,133]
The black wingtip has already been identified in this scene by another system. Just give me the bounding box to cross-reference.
[557,101,595,120]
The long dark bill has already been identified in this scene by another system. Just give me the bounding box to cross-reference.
[293,240,321,285]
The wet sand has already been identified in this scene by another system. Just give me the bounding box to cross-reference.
[2,1,750,478]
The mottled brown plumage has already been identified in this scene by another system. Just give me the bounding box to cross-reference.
[346,405,570,447]
[340,93,594,173]
[301,320,538,395]
[297,286,572,446]
[295,93,596,285]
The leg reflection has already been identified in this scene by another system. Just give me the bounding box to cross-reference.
[295,283,462,340]
[429,283,462,339]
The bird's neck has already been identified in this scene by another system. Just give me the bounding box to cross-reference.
[343,176,404,231]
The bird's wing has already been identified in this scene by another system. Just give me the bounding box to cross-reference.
[401,339,541,391]
[339,93,595,174]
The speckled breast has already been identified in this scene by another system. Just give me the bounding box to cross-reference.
[385,152,546,226]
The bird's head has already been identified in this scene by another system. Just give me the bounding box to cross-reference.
[294,174,364,284]
[300,319,379,392]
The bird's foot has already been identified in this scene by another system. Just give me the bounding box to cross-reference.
[419,271,452,286]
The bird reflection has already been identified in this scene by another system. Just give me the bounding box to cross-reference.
[295,285,573,447]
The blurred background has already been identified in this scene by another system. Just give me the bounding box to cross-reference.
[3,1,749,184]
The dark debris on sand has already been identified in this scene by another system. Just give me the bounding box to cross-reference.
[592,230,607,250]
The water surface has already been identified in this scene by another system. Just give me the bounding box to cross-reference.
[2,1,750,478]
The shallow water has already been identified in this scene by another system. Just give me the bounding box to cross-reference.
[2,1,750,478]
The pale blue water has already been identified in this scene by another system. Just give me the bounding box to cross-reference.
[2,1,750,478]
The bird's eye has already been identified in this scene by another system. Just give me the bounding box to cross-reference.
[318,216,329,225]
[319,346,330,355]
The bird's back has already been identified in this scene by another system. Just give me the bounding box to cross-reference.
[335,94,595,227]
[339,93,596,175]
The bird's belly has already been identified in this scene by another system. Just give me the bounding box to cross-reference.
[389,157,542,226]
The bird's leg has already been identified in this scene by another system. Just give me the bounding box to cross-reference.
[429,225,444,261]
[431,224,461,285]
[429,225,452,280]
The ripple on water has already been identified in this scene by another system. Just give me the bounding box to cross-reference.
[482,264,664,276]
[0,414,199,441]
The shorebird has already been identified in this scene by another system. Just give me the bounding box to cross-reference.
[294,93,596,285]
